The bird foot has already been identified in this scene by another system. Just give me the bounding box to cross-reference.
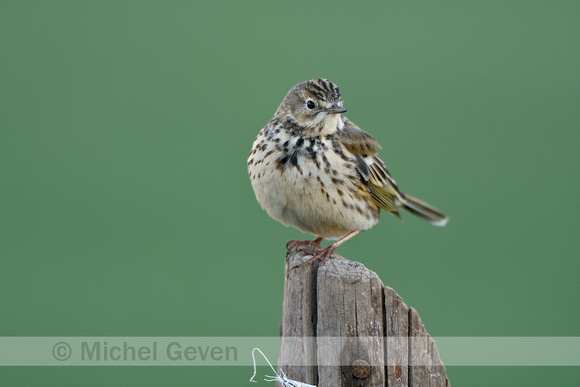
[299,246,335,268]
[286,236,323,251]
[286,231,361,278]
[287,245,344,277]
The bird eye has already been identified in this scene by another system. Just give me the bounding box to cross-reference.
[306,100,316,109]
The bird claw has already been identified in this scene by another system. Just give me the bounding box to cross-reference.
[285,233,357,278]
[287,246,338,278]
[286,239,311,250]
[286,237,323,251]
[299,246,334,268]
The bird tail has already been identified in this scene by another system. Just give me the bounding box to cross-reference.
[400,193,449,227]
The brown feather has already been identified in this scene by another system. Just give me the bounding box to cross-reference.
[369,185,402,219]
[338,119,381,156]
[338,124,405,219]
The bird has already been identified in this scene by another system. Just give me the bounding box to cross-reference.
[247,78,448,268]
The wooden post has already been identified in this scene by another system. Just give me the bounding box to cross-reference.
[278,246,450,387]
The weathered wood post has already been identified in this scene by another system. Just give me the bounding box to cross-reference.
[278,246,450,387]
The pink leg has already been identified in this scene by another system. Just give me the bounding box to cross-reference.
[295,230,363,270]
[287,236,323,251]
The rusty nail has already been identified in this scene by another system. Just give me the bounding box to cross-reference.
[351,359,370,379]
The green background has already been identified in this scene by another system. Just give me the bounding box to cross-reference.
[1,1,578,385]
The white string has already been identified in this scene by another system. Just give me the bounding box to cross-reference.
[249,347,316,387]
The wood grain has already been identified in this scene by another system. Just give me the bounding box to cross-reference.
[278,246,450,387]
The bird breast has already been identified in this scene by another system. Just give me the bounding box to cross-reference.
[248,127,380,239]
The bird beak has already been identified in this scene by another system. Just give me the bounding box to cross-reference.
[327,104,347,114]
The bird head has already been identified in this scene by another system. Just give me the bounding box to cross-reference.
[275,78,347,134]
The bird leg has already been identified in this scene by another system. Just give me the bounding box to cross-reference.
[286,236,323,251]
[292,230,363,271]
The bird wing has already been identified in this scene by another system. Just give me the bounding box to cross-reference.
[339,119,403,219]
[339,118,380,156]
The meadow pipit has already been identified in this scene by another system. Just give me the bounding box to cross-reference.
[248,78,448,267]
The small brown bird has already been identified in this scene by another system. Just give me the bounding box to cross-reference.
[248,78,448,267]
